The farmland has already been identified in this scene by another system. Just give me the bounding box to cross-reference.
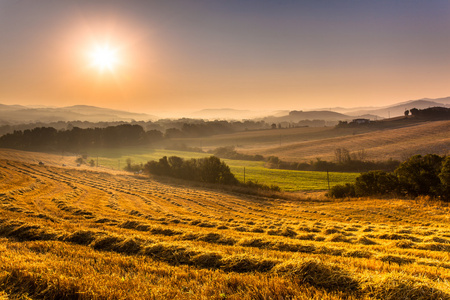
[20,147,358,191]
[1,155,450,299]
[173,120,450,162]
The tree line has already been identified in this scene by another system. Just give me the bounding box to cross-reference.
[0,119,271,138]
[409,107,450,119]
[264,148,400,173]
[329,154,450,201]
[0,124,163,151]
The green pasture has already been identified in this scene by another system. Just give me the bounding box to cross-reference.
[229,166,358,191]
[83,147,359,191]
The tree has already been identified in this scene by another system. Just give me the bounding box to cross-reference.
[145,156,171,176]
[354,171,398,196]
[395,154,443,197]
[168,156,184,176]
[165,128,182,138]
[335,148,351,164]
[198,156,238,184]
[439,156,450,200]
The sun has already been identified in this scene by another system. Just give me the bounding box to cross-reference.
[89,45,119,72]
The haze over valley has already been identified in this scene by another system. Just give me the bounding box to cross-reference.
[1,1,450,300]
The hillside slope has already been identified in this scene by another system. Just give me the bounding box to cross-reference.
[244,120,450,162]
[0,159,449,299]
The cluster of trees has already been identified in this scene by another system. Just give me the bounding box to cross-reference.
[154,119,269,138]
[143,155,281,191]
[0,120,139,136]
[0,125,163,151]
[144,156,238,185]
[410,107,450,119]
[209,146,264,161]
[266,148,400,173]
[329,154,450,200]
[0,119,273,148]
[164,143,204,153]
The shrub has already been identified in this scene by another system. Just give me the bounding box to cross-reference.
[328,154,449,199]
[327,183,355,198]
[354,170,398,196]
[198,156,238,185]
[242,180,281,192]
[439,156,450,200]
[395,154,444,197]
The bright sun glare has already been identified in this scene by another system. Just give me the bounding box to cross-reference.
[89,45,119,72]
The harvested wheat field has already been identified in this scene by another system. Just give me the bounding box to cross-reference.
[238,120,450,162]
[1,156,450,299]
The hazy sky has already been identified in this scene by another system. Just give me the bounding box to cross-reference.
[1,0,449,113]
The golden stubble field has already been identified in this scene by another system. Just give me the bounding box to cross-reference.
[1,155,450,299]
[178,120,450,162]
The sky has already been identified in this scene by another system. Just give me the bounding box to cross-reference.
[0,0,450,114]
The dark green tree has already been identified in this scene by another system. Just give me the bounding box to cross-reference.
[439,156,450,200]
[395,154,444,197]
[354,171,398,196]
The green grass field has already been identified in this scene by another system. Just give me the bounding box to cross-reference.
[230,165,358,191]
[84,147,358,191]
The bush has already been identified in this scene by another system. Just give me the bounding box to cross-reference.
[439,156,450,200]
[210,146,264,161]
[242,180,281,192]
[395,154,444,197]
[354,171,398,196]
[328,183,355,198]
[329,154,449,200]
[197,156,238,185]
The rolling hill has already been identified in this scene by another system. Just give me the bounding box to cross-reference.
[0,153,449,299]
[241,120,450,162]
[346,98,450,118]
[188,108,280,120]
[0,104,157,124]
[173,119,450,162]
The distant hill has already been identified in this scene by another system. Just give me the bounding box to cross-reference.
[347,97,450,118]
[263,110,376,124]
[188,108,278,120]
[0,104,158,124]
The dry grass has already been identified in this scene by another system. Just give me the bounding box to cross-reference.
[1,152,450,299]
[238,120,450,162]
